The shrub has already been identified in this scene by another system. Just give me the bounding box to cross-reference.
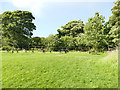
[2,46,13,51]
[31,48,34,50]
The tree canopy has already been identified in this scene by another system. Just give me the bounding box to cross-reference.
[57,20,84,38]
[2,10,36,49]
[108,0,120,46]
[83,12,107,51]
[1,1,119,53]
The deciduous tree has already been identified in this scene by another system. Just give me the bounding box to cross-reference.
[109,0,120,47]
[57,20,84,37]
[2,10,36,49]
[84,12,106,52]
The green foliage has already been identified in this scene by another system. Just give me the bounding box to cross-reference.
[31,48,34,50]
[57,20,84,37]
[40,37,48,48]
[47,34,56,51]
[2,51,118,88]
[0,14,2,49]
[1,0,119,52]
[2,46,13,50]
[31,37,41,47]
[75,33,88,51]
[84,12,107,51]
[16,48,21,51]
[108,0,120,46]
[1,10,36,49]
[60,36,76,50]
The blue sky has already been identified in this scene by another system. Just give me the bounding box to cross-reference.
[0,0,115,37]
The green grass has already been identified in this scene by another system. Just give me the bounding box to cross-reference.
[0,52,2,89]
[2,50,118,88]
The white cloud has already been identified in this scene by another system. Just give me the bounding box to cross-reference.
[0,0,10,2]
[0,0,116,2]
[47,0,115,2]
[12,0,45,7]
[0,0,46,18]
[11,0,46,18]
[0,0,115,18]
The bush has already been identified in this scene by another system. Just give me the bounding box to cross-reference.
[2,46,8,50]
[16,48,21,51]
[2,46,13,51]
[31,48,34,50]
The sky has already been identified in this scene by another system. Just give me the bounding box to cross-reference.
[0,0,116,37]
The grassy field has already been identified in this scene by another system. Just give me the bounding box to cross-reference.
[2,50,118,88]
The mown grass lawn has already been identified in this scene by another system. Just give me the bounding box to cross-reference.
[2,50,118,88]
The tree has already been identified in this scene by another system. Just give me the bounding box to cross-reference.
[2,10,36,49]
[57,20,84,37]
[75,33,88,51]
[31,37,41,48]
[108,0,120,47]
[84,12,106,52]
[40,37,48,49]
[59,36,75,50]
[0,14,2,48]
[47,34,56,51]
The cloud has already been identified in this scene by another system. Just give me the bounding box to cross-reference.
[0,0,115,18]
[48,0,115,2]
[11,0,46,18]
[0,0,115,2]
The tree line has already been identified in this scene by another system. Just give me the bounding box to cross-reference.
[1,0,120,53]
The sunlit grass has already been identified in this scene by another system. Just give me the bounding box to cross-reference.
[2,51,118,88]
